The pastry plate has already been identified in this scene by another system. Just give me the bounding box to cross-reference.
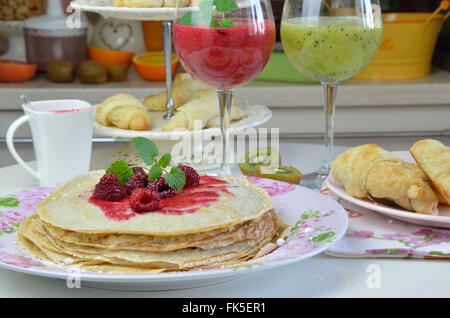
[93,103,272,140]
[324,151,450,229]
[71,0,193,21]
[0,177,347,291]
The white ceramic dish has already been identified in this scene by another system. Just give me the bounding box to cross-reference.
[93,103,272,140]
[0,177,347,291]
[325,151,450,229]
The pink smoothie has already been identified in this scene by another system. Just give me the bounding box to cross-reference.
[174,20,275,90]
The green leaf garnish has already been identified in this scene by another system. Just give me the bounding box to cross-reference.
[105,138,189,192]
[106,160,134,186]
[220,17,234,27]
[165,167,186,192]
[213,0,238,13]
[177,11,201,25]
[148,165,163,181]
[158,153,171,168]
[132,137,158,166]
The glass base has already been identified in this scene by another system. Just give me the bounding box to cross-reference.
[300,170,329,192]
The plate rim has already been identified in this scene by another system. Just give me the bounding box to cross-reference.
[0,180,348,283]
[93,103,273,140]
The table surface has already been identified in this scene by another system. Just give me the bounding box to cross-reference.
[0,142,449,298]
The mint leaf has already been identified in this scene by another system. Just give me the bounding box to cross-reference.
[220,17,234,27]
[178,11,201,25]
[132,137,158,166]
[165,167,186,192]
[210,18,220,27]
[158,153,171,168]
[0,196,19,208]
[148,165,163,180]
[106,160,134,186]
[214,0,237,12]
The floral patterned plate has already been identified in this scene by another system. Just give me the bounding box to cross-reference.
[0,177,347,291]
[325,151,450,229]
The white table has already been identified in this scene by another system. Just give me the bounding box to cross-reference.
[0,142,449,297]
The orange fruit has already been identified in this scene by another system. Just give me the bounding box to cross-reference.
[88,47,135,68]
[0,60,37,82]
[133,51,179,81]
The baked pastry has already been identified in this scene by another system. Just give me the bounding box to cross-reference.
[96,93,151,131]
[410,139,450,205]
[331,144,439,215]
[113,0,163,7]
[113,0,190,7]
[144,73,211,111]
[162,90,245,131]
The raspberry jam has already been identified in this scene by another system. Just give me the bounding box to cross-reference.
[88,176,235,221]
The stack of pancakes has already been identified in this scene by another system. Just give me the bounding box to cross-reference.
[18,171,283,273]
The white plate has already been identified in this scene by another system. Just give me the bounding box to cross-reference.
[94,103,272,140]
[0,177,347,291]
[325,151,450,229]
[71,0,193,21]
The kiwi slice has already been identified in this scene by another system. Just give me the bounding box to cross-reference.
[78,60,108,84]
[47,61,74,83]
[255,165,302,184]
[238,147,281,176]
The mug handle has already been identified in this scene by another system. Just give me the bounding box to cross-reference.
[6,115,40,180]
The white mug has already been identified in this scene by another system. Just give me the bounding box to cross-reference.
[6,99,93,186]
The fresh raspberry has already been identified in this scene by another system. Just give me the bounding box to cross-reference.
[147,177,176,198]
[124,166,148,195]
[129,188,160,212]
[124,171,148,195]
[93,173,126,201]
[131,166,146,176]
[178,165,200,188]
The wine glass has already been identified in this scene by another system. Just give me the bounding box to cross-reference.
[281,0,382,190]
[173,0,275,174]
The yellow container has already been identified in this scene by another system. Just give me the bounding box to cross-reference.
[355,1,450,80]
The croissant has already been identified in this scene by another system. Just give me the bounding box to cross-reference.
[113,0,163,7]
[162,90,245,131]
[144,73,211,111]
[410,139,450,205]
[331,144,439,215]
[96,93,151,131]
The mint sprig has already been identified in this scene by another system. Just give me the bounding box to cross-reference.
[105,138,186,191]
[106,160,134,186]
[178,0,237,28]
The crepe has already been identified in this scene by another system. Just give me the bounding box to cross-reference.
[19,169,283,273]
[37,172,273,236]
[331,144,439,215]
[410,139,450,205]
[19,210,280,272]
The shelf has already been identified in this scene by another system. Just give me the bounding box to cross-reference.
[0,67,449,110]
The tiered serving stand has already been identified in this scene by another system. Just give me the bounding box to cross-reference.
[70,0,194,119]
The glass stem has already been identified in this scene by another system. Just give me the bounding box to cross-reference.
[318,82,338,176]
[218,90,233,172]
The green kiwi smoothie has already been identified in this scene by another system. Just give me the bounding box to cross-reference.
[281,16,382,82]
